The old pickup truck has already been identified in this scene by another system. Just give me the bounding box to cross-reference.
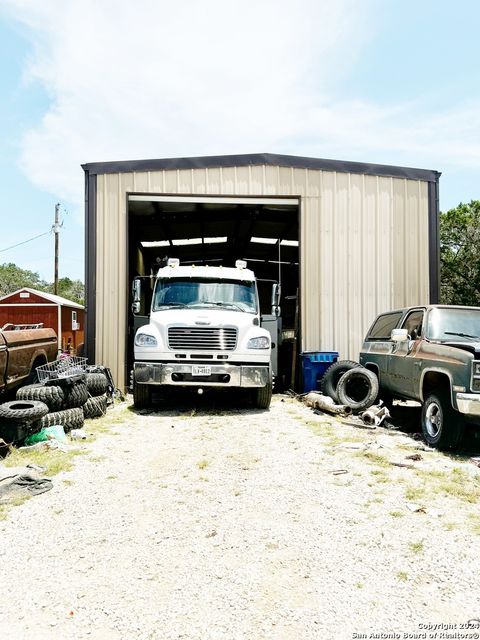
[0,324,57,395]
[359,305,480,450]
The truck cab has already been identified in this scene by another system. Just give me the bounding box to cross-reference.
[132,259,273,408]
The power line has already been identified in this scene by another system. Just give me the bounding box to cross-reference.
[0,230,52,254]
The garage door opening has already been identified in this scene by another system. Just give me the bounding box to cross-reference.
[127,194,300,390]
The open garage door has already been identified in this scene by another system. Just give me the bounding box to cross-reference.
[127,195,300,390]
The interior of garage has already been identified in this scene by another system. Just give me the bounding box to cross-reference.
[127,195,300,390]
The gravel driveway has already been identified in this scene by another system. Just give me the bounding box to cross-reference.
[1,394,479,640]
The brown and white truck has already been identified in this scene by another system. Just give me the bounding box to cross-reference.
[0,325,57,396]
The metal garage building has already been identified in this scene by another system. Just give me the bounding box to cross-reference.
[82,153,440,390]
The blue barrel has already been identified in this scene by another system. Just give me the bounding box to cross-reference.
[301,352,339,392]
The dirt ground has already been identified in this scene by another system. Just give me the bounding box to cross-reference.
[1,393,480,640]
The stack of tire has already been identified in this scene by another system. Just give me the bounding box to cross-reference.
[12,370,110,436]
[320,360,379,412]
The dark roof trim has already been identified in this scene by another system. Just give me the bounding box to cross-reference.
[82,152,440,183]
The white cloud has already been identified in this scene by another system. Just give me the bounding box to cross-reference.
[3,0,480,212]
[2,0,375,204]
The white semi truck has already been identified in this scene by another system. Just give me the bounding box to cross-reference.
[131,259,274,409]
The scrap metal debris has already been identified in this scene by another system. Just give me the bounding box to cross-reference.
[304,392,352,416]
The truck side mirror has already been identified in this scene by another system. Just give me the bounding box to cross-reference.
[271,283,281,316]
[391,328,408,342]
[132,279,141,315]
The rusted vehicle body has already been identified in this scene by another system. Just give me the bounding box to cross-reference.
[0,327,57,395]
[359,305,480,450]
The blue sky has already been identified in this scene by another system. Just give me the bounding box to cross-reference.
[0,0,479,282]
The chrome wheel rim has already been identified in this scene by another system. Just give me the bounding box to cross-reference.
[425,401,442,438]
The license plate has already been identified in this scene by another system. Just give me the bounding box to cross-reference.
[192,365,211,376]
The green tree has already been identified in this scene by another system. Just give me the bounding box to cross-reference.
[47,277,84,305]
[440,200,480,305]
[0,262,48,297]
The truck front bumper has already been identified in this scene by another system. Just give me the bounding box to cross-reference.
[456,393,480,416]
[134,361,270,388]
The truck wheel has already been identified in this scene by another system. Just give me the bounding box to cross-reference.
[0,400,49,424]
[421,391,464,450]
[133,382,152,409]
[321,360,361,403]
[254,380,272,410]
[336,367,379,412]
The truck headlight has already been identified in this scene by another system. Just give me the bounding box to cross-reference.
[474,362,480,377]
[247,336,270,349]
[135,333,158,347]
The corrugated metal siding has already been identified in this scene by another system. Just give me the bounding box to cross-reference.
[95,166,430,387]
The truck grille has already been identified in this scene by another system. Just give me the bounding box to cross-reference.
[168,327,238,351]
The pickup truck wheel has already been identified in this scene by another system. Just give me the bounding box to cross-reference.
[421,391,464,450]
[254,380,272,409]
[336,367,379,412]
[133,382,152,409]
[0,400,49,424]
[321,360,361,403]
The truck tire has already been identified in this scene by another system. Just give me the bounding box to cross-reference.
[85,372,108,397]
[254,380,272,410]
[62,381,89,408]
[421,391,464,450]
[133,382,152,409]
[17,383,65,412]
[0,400,49,424]
[83,394,108,419]
[321,360,362,403]
[40,407,84,432]
[336,367,379,412]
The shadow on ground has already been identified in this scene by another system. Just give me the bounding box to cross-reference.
[388,402,480,456]
[127,387,272,416]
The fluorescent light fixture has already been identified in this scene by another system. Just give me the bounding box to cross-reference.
[141,240,170,247]
[172,238,203,246]
[280,239,299,247]
[203,236,227,244]
[250,237,278,245]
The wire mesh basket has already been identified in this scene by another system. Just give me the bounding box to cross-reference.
[37,356,88,383]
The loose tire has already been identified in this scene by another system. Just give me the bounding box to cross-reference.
[321,360,362,403]
[85,373,108,397]
[0,400,49,424]
[62,381,89,409]
[336,367,379,412]
[83,394,108,419]
[133,382,152,409]
[253,380,272,410]
[40,407,84,433]
[421,391,464,450]
[17,383,65,412]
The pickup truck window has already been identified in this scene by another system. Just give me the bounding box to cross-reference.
[427,307,480,341]
[401,310,424,339]
[367,312,403,340]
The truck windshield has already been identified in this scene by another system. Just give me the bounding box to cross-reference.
[152,278,257,313]
[426,307,480,342]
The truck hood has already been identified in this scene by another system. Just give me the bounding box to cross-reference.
[149,307,257,328]
[444,341,480,359]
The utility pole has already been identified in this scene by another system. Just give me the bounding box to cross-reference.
[53,203,61,295]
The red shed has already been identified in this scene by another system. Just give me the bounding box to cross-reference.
[0,288,85,354]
